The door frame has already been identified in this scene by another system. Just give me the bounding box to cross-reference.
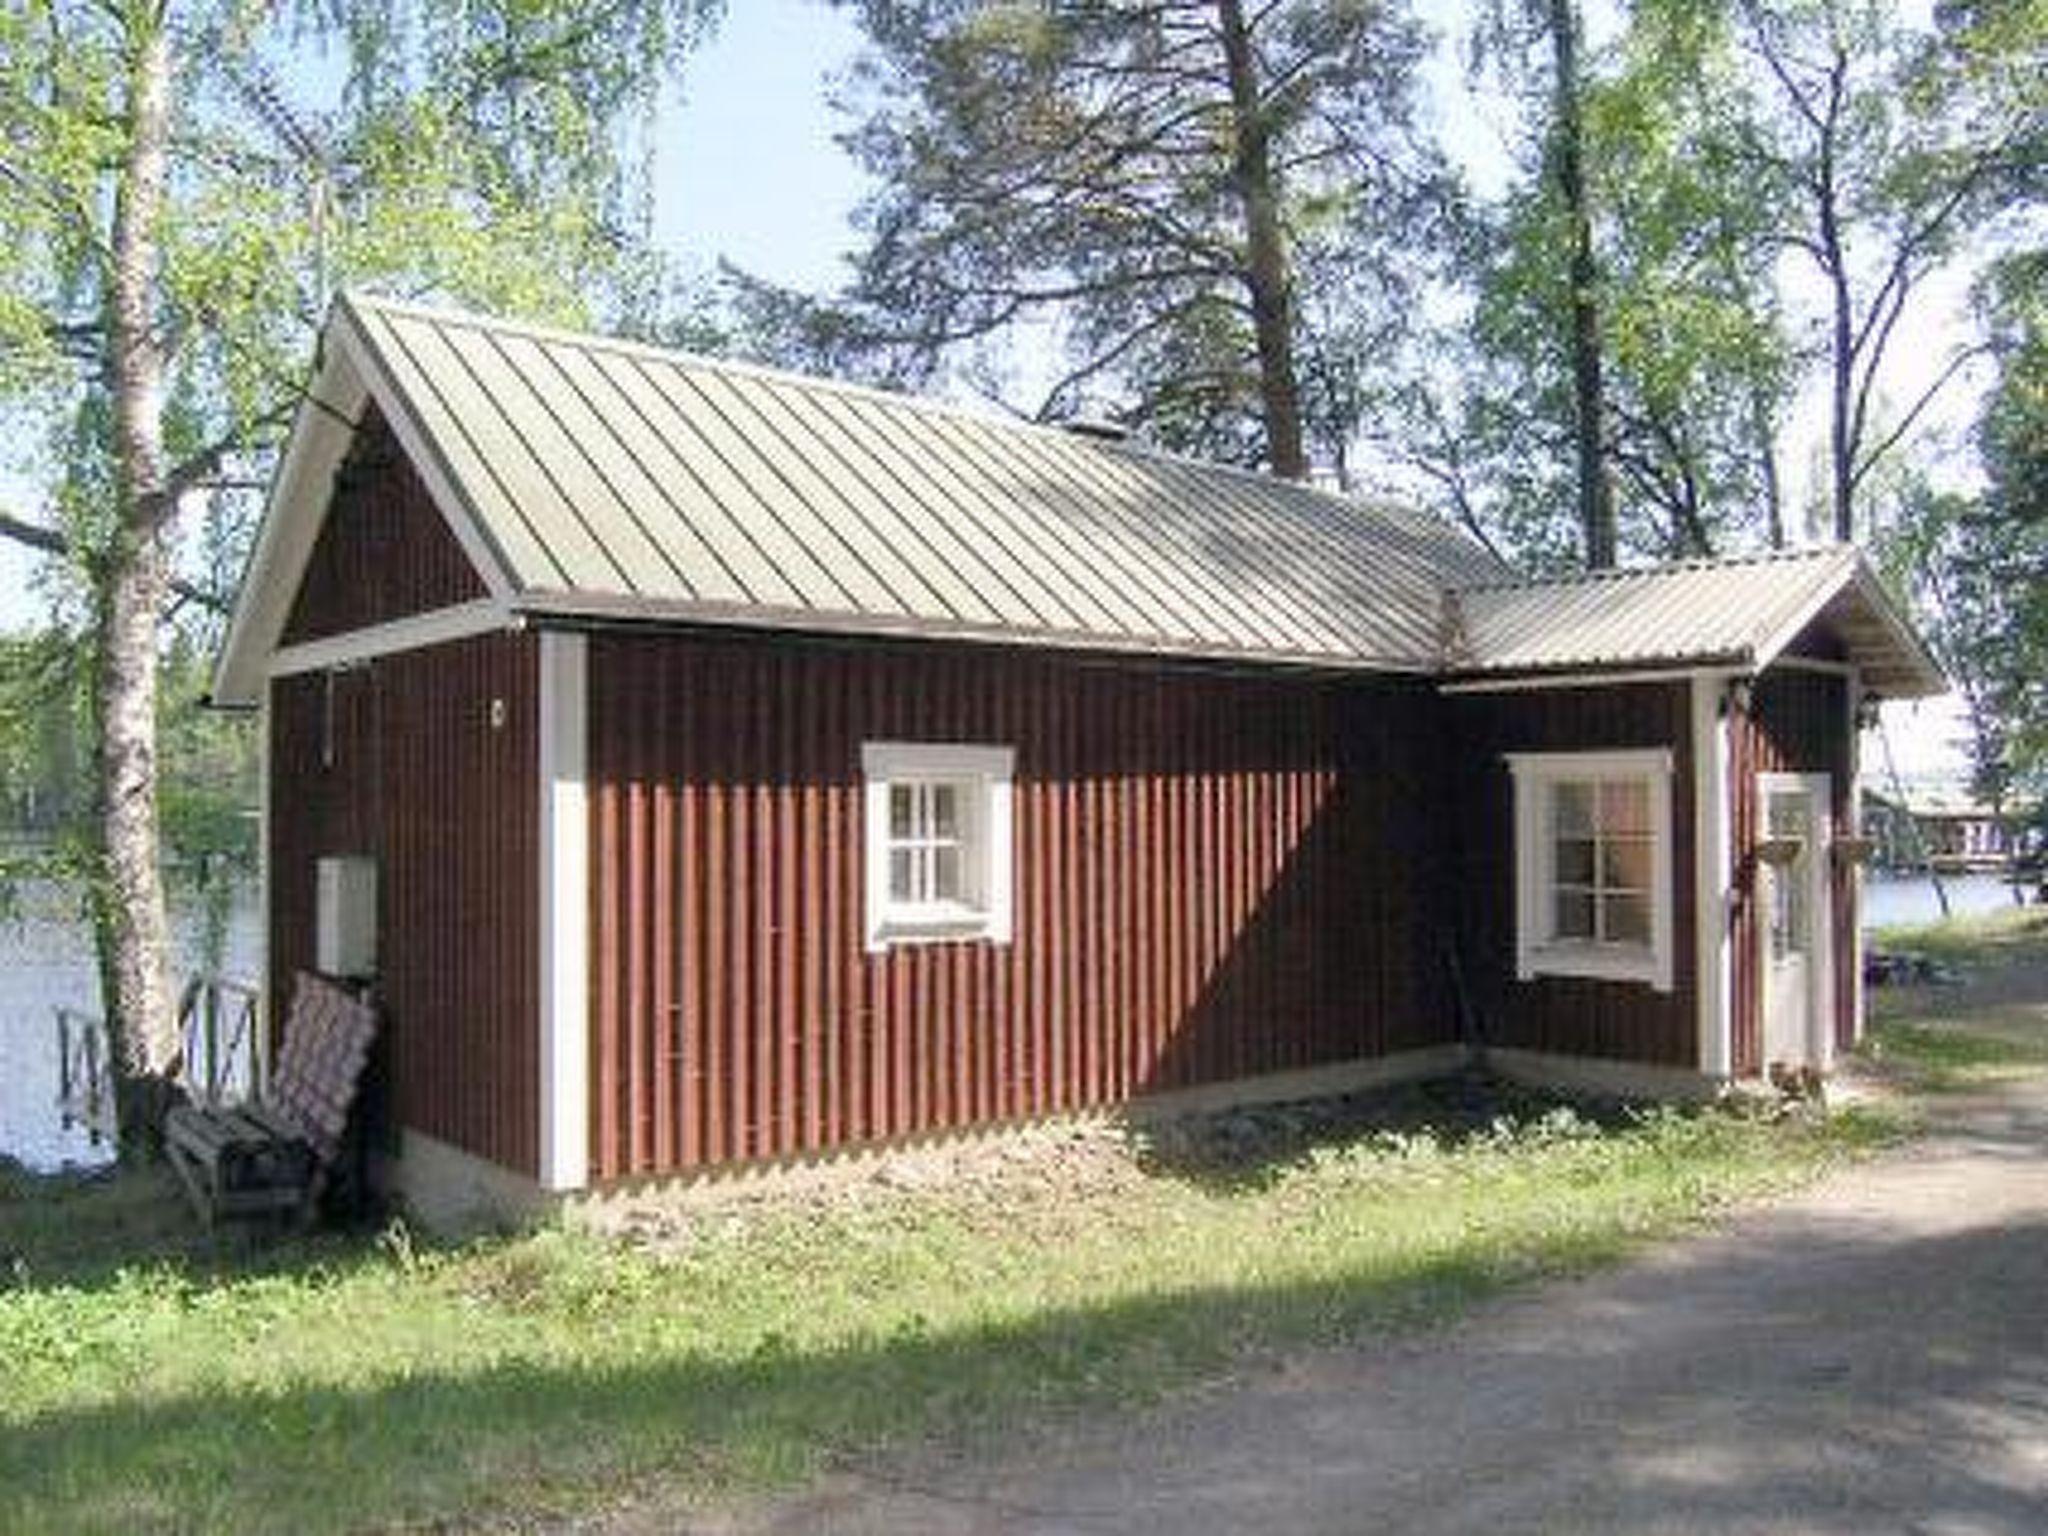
[1756,771,1835,1075]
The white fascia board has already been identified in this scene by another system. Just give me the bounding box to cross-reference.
[211,342,369,705]
[1441,666,1715,696]
[265,598,512,678]
[537,631,590,1192]
[1745,547,1861,678]
[1691,673,1733,1077]
[212,299,522,707]
[1750,551,1945,699]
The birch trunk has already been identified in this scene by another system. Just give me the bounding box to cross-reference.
[98,14,180,1151]
[1548,0,1615,568]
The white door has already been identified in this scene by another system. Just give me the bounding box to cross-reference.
[1759,775,1833,1074]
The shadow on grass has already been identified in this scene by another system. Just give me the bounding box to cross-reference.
[0,1162,407,1296]
[1130,1070,1660,1194]
[0,1246,1526,1534]
[5,1204,2044,1535]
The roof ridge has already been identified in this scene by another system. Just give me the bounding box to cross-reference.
[1453,544,1855,595]
[340,289,1497,568]
[342,288,1045,437]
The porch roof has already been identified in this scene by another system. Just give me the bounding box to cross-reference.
[1443,547,1946,699]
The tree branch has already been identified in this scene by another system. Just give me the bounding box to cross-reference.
[0,509,230,614]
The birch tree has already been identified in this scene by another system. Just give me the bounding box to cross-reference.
[1731,0,2043,541]
[0,0,715,1151]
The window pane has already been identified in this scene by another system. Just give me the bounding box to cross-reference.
[1554,890,1595,940]
[1602,836,1652,892]
[1553,782,1593,835]
[1555,836,1596,886]
[929,782,961,839]
[888,847,915,902]
[1768,792,1807,841]
[932,844,963,901]
[1600,780,1649,835]
[1604,892,1651,946]
[890,784,915,839]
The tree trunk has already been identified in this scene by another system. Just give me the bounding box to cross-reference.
[1812,48,1855,545]
[1547,0,1614,568]
[1217,0,1308,481]
[1751,383,1785,548]
[98,13,180,1155]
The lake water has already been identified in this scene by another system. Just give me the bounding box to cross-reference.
[1,880,261,1172]
[0,870,2033,1170]
[1863,870,2034,930]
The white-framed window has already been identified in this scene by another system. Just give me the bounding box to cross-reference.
[861,741,1015,952]
[1509,748,1675,992]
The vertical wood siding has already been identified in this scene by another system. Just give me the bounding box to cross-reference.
[1447,682,1699,1068]
[281,408,487,645]
[1729,668,1852,1075]
[585,631,1452,1181]
[269,632,540,1173]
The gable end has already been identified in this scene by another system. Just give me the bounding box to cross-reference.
[282,407,489,645]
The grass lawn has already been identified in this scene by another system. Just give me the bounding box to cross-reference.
[1863,907,2048,1092]
[16,915,2048,1536]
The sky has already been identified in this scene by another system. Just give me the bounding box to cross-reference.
[0,0,1984,778]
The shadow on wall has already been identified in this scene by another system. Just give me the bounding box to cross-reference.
[1139,771,1455,1100]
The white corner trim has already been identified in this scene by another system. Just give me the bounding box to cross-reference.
[1846,678,1867,1047]
[1692,675,1733,1077]
[265,598,512,678]
[256,695,274,1065]
[1509,747,1677,994]
[538,632,590,1193]
[861,740,1016,953]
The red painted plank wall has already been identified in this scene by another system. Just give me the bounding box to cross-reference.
[585,631,1453,1180]
[281,408,486,645]
[1447,682,1699,1068]
[1729,668,1853,1074]
[268,632,541,1174]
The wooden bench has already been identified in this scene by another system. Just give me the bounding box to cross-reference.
[165,971,379,1228]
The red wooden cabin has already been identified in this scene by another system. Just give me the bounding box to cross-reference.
[214,296,1943,1221]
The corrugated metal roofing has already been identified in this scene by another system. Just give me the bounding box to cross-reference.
[1447,547,1945,697]
[212,293,1947,704]
[340,293,1508,671]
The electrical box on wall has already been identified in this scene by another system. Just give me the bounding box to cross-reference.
[316,855,379,979]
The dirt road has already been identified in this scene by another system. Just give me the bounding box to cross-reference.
[706,1074,2048,1535]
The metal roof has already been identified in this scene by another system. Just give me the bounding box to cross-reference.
[212,295,1945,705]
[1445,547,1946,698]
[338,293,1507,671]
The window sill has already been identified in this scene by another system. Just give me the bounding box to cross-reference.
[867,905,1004,952]
[1519,942,1667,990]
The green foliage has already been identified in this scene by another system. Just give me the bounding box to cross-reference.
[760,0,1450,470]
[1444,0,1795,565]
[0,0,721,616]
[0,1086,1900,1532]
[0,626,256,961]
[1880,248,2048,796]
[0,629,87,840]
